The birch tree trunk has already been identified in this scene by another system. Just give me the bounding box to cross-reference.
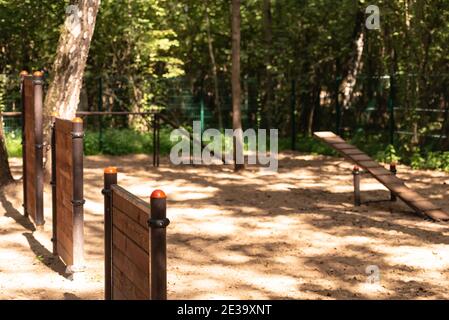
[42,0,100,178]
[339,10,365,110]
[231,0,245,172]
[44,0,100,120]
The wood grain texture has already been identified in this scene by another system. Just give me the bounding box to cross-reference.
[314,131,449,221]
[111,187,151,300]
[55,119,74,266]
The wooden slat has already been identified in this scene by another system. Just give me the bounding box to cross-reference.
[112,226,150,273]
[54,117,77,267]
[425,210,449,221]
[112,244,150,295]
[365,167,392,176]
[333,143,357,150]
[358,161,382,169]
[112,266,149,300]
[112,284,129,300]
[342,149,365,156]
[314,131,449,221]
[110,186,152,300]
[112,186,150,229]
[409,200,440,212]
[112,206,149,252]
[350,154,373,162]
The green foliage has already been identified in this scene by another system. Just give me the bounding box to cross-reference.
[289,135,337,156]
[375,145,401,164]
[84,128,173,156]
[5,130,21,157]
[2,0,449,170]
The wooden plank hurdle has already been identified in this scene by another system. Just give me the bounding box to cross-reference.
[20,71,44,226]
[103,168,169,300]
[51,117,85,273]
[314,131,449,221]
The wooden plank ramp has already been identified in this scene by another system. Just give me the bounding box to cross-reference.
[314,131,449,221]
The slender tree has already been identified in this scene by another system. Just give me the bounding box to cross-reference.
[339,6,365,110]
[205,0,223,130]
[262,0,273,129]
[231,0,244,172]
[42,0,100,176]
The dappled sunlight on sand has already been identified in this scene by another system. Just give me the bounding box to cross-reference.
[2,153,449,299]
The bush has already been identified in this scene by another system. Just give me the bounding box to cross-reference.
[5,130,22,157]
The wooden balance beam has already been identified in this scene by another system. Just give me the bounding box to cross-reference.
[314,131,449,221]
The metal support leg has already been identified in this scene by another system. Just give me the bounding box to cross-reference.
[390,163,397,202]
[353,166,361,207]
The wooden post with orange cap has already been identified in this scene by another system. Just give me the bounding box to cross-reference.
[353,166,361,206]
[149,189,170,300]
[71,117,85,271]
[102,166,117,300]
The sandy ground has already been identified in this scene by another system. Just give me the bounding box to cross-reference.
[1,152,449,300]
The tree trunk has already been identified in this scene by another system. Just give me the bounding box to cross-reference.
[262,0,273,129]
[0,115,13,186]
[231,0,244,172]
[339,9,365,110]
[45,0,101,120]
[205,1,223,130]
[42,0,101,176]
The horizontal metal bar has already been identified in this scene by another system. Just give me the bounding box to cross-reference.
[1,111,158,117]
[395,131,447,139]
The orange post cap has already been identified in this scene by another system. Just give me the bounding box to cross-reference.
[104,167,117,174]
[151,190,166,199]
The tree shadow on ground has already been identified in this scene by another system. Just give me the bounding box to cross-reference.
[0,184,36,232]
[22,232,70,279]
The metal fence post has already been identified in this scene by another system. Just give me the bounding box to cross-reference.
[71,117,85,272]
[153,114,157,167]
[33,71,45,227]
[389,75,396,146]
[353,166,361,206]
[149,190,170,300]
[335,76,341,136]
[98,77,104,152]
[102,167,117,300]
[390,163,397,202]
[51,113,57,255]
[291,79,297,151]
[200,96,205,145]
[20,71,28,217]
